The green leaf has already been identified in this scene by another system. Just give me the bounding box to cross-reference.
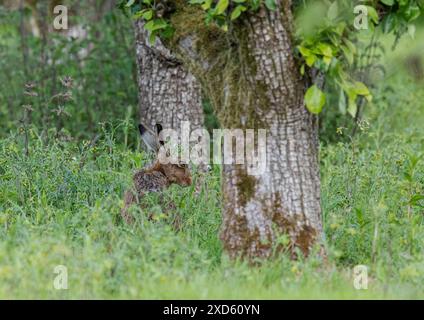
[366,6,379,24]
[354,81,370,96]
[265,0,277,11]
[327,1,339,20]
[305,85,326,114]
[347,98,357,117]
[215,0,229,15]
[403,5,421,22]
[298,46,312,57]
[251,0,261,10]
[317,43,333,57]
[333,22,346,36]
[323,56,332,66]
[144,20,155,31]
[300,64,305,76]
[380,0,394,5]
[142,9,153,20]
[382,14,397,33]
[149,32,156,45]
[305,54,317,67]
[345,86,358,117]
[161,26,175,39]
[231,5,247,20]
[201,0,213,10]
[343,39,356,55]
[341,45,354,65]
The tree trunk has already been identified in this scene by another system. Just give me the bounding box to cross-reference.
[135,0,324,260]
[133,20,204,132]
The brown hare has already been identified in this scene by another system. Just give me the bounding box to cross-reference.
[121,122,192,224]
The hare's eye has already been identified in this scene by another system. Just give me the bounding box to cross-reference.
[178,164,187,169]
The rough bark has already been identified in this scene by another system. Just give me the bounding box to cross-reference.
[133,19,204,132]
[135,0,324,260]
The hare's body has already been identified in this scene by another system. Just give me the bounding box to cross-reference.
[134,167,170,193]
[121,123,191,224]
[121,169,168,224]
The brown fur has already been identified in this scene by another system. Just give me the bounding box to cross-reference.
[121,160,192,224]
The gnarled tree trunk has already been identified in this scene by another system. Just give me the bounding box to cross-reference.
[133,20,204,132]
[134,0,324,260]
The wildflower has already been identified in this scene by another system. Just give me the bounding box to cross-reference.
[60,76,73,88]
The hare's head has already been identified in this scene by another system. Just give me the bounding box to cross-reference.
[156,162,191,186]
[138,122,192,187]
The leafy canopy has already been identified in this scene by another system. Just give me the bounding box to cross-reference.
[121,0,423,116]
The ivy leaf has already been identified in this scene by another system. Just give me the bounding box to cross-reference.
[298,46,312,57]
[149,32,157,45]
[305,85,326,114]
[201,0,213,10]
[161,26,175,39]
[251,0,261,10]
[347,98,357,118]
[403,5,421,22]
[353,81,372,101]
[298,46,317,67]
[215,0,229,15]
[317,43,333,57]
[144,19,168,39]
[144,20,155,31]
[354,81,370,96]
[305,55,317,67]
[231,5,247,20]
[346,92,358,117]
[265,0,277,11]
[142,9,153,20]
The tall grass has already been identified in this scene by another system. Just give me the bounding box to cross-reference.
[0,69,423,298]
[0,2,423,300]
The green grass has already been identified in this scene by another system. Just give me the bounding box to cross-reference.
[0,68,423,299]
[0,11,423,298]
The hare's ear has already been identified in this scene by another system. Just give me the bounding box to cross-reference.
[155,123,165,146]
[138,123,160,152]
[155,123,163,135]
